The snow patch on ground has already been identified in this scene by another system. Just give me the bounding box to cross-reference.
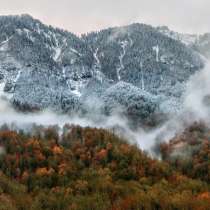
[140,62,145,90]
[14,69,22,83]
[158,26,198,46]
[62,67,66,78]
[117,40,128,81]
[23,28,35,42]
[153,45,160,62]
[36,23,41,34]
[53,47,62,61]
[71,87,82,97]
[0,82,13,100]
[70,48,82,57]
[94,48,100,67]
[0,36,13,51]
[129,36,133,47]
[68,79,85,97]
[52,37,69,62]
[93,48,105,83]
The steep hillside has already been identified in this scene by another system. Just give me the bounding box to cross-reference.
[0,15,205,121]
[0,125,209,209]
[158,26,210,60]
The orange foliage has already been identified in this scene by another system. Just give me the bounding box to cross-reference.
[0,126,210,209]
[36,167,55,176]
[21,171,29,181]
[34,150,45,161]
[52,145,63,155]
[168,173,188,184]
[95,149,107,161]
[120,144,131,155]
[58,163,69,175]
[197,192,210,200]
[0,130,19,142]
[25,139,41,149]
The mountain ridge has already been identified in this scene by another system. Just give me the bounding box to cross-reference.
[0,14,206,124]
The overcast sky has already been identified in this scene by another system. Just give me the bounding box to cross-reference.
[0,0,209,35]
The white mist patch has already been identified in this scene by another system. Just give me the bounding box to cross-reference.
[183,62,210,122]
[0,61,209,155]
[0,94,131,138]
[140,61,210,154]
[120,60,210,155]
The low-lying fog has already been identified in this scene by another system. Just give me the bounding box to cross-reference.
[1,61,210,156]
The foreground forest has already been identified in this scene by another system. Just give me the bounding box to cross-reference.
[0,123,210,209]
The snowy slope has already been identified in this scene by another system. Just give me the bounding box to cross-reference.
[0,15,205,121]
[157,26,198,46]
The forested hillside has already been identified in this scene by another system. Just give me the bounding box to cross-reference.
[0,124,209,210]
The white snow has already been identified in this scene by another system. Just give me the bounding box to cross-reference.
[0,45,7,52]
[70,48,82,57]
[16,29,35,42]
[129,36,133,47]
[93,48,100,67]
[14,70,21,83]
[153,45,159,62]
[160,55,167,63]
[53,47,62,61]
[62,67,66,78]
[0,36,13,51]
[117,41,128,81]
[93,48,104,83]
[52,36,81,62]
[0,36,13,45]
[36,23,41,34]
[64,66,89,98]
[0,82,13,100]
[140,62,145,90]
[71,89,82,97]
[68,79,84,97]
[95,71,104,83]
[16,29,22,35]
[43,31,51,40]
[70,58,76,65]
[23,28,35,42]
[52,37,67,62]
[53,34,59,47]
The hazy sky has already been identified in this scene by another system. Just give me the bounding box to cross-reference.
[0,0,209,35]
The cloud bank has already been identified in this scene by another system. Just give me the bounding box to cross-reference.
[0,62,210,155]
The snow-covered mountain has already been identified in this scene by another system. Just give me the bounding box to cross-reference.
[0,15,206,123]
[157,26,210,59]
[157,26,198,46]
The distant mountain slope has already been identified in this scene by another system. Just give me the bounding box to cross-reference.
[157,26,210,59]
[84,24,203,95]
[193,33,210,59]
[0,15,206,122]
[0,14,93,110]
[157,26,198,46]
